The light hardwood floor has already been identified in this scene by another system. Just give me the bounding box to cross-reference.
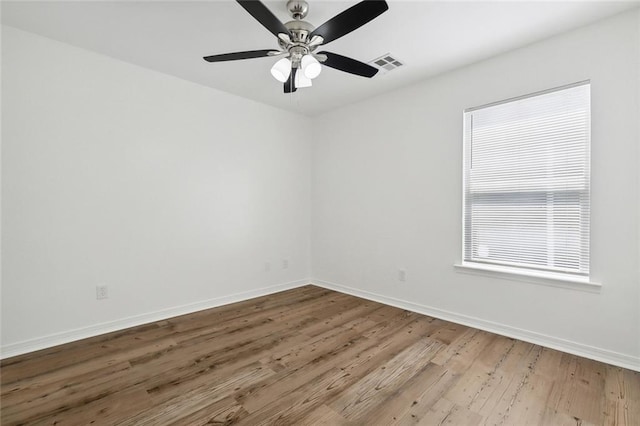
[1,285,638,425]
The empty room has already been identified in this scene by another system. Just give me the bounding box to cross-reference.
[1,0,639,424]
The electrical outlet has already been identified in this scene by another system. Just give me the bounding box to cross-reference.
[96,285,108,300]
[398,269,407,282]
[264,262,271,272]
[282,259,289,269]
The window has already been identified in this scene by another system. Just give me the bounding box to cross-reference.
[462,82,590,281]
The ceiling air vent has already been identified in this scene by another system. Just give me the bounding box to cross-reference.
[369,54,404,75]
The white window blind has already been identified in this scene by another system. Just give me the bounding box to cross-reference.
[463,82,590,278]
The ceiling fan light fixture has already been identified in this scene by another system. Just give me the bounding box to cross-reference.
[301,54,321,79]
[295,70,312,88]
[271,57,292,82]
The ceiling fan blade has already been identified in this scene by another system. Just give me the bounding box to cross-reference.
[203,49,280,62]
[318,51,379,78]
[237,0,291,38]
[284,67,297,93]
[310,0,388,45]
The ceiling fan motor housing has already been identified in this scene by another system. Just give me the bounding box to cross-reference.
[281,20,316,49]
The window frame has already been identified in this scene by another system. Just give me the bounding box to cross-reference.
[460,81,594,286]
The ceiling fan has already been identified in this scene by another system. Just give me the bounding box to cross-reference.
[203,0,389,93]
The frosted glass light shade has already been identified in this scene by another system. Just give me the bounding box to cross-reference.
[270,58,292,82]
[295,71,312,88]
[301,55,321,79]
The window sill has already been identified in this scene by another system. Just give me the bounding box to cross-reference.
[453,262,601,292]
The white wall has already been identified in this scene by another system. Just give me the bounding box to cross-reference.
[311,10,640,369]
[1,26,311,356]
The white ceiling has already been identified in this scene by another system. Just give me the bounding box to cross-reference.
[2,1,638,116]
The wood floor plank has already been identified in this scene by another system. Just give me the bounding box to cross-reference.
[431,328,495,372]
[235,336,423,425]
[165,395,250,426]
[546,354,608,424]
[357,361,449,425]
[236,324,383,414]
[603,366,640,426]
[2,361,136,424]
[329,339,445,422]
[235,316,446,424]
[169,290,341,345]
[0,323,167,385]
[1,336,178,400]
[298,300,386,338]
[29,385,154,426]
[390,368,461,425]
[118,363,274,426]
[499,372,556,425]
[299,404,350,426]
[442,335,519,408]
[416,397,483,425]
[146,333,312,409]
[476,343,543,423]
[1,285,638,425]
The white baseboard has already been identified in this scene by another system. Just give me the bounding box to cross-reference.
[311,279,640,372]
[1,279,311,360]
[5,278,638,372]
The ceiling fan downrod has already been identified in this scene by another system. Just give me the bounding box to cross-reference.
[286,0,309,20]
